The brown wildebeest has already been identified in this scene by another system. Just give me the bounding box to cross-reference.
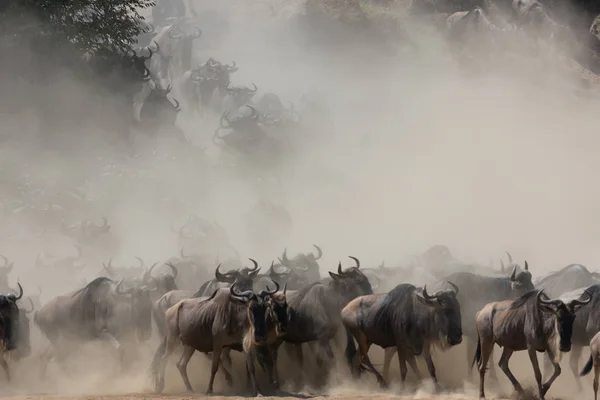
[342,283,461,391]
[472,288,591,399]
[580,330,600,400]
[150,281,286,396]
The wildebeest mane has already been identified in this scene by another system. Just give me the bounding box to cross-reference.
[508,288,544,310]
[195,288,248,337]
[192,279,211,298]
[69,277,113,326]
[287,281,320,309]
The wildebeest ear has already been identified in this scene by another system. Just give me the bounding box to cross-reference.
[329,272,341,281]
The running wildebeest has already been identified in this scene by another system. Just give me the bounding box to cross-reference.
[472,288,592,400]
[342,282,461,391]
[0,283,26,380]
[35,277,158,373]
[151,281,285,395]
[271,257,373,388]
[580,329,600,400]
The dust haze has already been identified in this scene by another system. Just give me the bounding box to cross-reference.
[1,0,600,398]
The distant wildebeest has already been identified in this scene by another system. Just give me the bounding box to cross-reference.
[342,282,462,390]
[271,258,373,388]
[35,277,158,373]
[151,281,285,395]
[137,84,183,138]
[277,245,323,284]
[143,262,179,299]
[0,283,26,380]
[220,83,258,113]
[580,329,600,400]
[472,288,591,400]
[535,263,600,298]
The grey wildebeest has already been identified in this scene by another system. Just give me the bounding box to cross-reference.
[271,258,373,388]
[0,283,26,380]
[151,281,285,395]
[580,329,600,400]
[220,83,258,113]
[35,277,158,372]
[535,263,600,298]
[342,283,462,391]
[472,288,592,400]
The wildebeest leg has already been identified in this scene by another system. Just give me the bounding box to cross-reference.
[593,359,600,400]
[569,345,583,390]
[220,348,234,387]
[271,343,281,389]
[382,347,395,383]
[97,330,124,368]
[315,338,335,385]
[541,348,562,398]
[176,345,196,392]
[405,354,422,381]
[498,348,523,395]
[246,350,262,396]
[0,355,10,381]
[476,336,495,399]
[291,343,305,389]
[207,345,223,395]
[527,346,544,398]
[423,346,441,392]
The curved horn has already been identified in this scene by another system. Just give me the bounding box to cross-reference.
[421,285,435,301]
[259,281,280,297]
[249,83,258,93]
[248,258,259,272]
[348,256,360,269]
[173,98,181,111]
[524,260,529,271]
[312,244,323,260]
[143,262,158,283]
[142,46,153,60]
[13,282,23,300]
[447,281,459,294]
[191,26,202,38]
[283,282,287,295]
[571,289,593,307]
[245,104,259,120]
[510,265,517,281]
[500,259,505,273]
[229,282,253,301]
[135,257,145,269]
[338,262,343,275]
[537,289,553,305]
[506,251,513,264]
[215,264,235,283]
[115,279,133,295]
[166,262,179,279]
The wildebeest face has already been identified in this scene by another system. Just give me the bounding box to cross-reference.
[230,282,279,344]
[329,258,373,300]
[509,262,534,294]
[417,283,462,347]
[539,290,591,352]
[115,280,156,341]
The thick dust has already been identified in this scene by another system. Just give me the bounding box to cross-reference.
[2,0,600,399]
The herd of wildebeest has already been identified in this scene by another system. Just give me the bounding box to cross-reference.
[4,229,600,400]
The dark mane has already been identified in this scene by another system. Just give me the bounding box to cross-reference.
[70,277,113,325]
[509,289,542,310]
[362,283,417,334]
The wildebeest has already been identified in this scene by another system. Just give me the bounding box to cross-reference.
[472,288,591,399]
[35,277,158,371]
[342,283,462,390]
[151,281,284,395]
[143,262,179,298]
[137,84,183,138]
[0,283,26,380]
[220,83,258,113]
[277,245,323,284]
[580,329,600,400]
[535,263,600,298]
[271,258,373,388]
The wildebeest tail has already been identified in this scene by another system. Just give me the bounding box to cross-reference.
[471,335,482,370]
[344,327,366,376]
[581,353,594,376]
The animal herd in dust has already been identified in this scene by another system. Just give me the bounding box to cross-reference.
[3,234,600,400]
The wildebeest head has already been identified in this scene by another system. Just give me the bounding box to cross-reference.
[537,289,591,352]
[229,281,279,344]
[226,82,258,105]
[266,282,288,335]
[215,258,261,290]
[279,245,323,283]
[167,24,202,42]
[417,283,462,347]
[114,279,157,341]
[142,262,178,294]
[60,218,111,243]
[508,260,534,294]
[141,84,182,126]
[102,258,146,280]
[328,257,373,300]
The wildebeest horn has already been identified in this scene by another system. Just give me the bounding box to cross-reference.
[248,258,259,272]
[283,282,287,295]
[348,256,360,269]
[259,281,279,297]
[245,104,259,120]
[225,61,236,70]
[141,66,151,80]
[571,289,593,307]
[166,84,172,93]
[143,262,158,282]
[0,255,13,273]
[509,265,517,281]
[115,279,133,295]
[173,98,181,112]
[21,297,34,314]
[281,249,290,266]
[136,257,145,269]
[312,244,323,260]
[338,262,343,275]
[215,264,235,283]
[524,260,529,271]
[191,26,202,38]
[421,285,435,300]
[500,259,505,273]
[166,262,178,279]
[230,282,254,301]
[142,46,153,60]
[447,281,459,294]
[506,251,513,264]
[249,83,258,93]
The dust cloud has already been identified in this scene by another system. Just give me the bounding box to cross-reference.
[1,0,600,398]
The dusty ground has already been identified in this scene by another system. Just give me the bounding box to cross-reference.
[0,395,496,400]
